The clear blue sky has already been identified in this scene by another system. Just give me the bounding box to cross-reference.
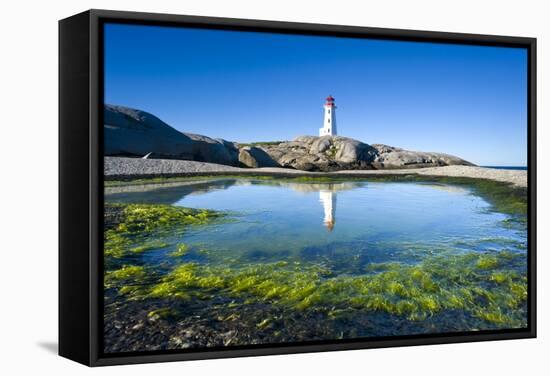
[104,23,528,166]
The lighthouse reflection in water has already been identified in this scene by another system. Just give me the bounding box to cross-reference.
[106,178,526,281]
[319,189,336,231]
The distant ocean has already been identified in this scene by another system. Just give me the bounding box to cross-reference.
[481,166,527,171]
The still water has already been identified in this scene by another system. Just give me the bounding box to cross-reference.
[104,178,527,352]
[107,179,524,264]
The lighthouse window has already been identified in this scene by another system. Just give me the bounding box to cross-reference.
[328,109,330,114]
[328,118,330,123]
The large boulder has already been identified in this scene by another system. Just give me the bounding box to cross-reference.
[184,132,239,166]
[104,104,239,166]
[371,144,475,169]
[238,146,280,168]
[256,136,473,171]
[259,136,378,171]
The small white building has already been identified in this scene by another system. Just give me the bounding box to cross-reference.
[319,95,337,136]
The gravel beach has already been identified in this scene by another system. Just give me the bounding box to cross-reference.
[105,157,527,188]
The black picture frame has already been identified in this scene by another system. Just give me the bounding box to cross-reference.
[59,9,537,367]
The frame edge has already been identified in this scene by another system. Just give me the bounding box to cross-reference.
[60,8,537,366]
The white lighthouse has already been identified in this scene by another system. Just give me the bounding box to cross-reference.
[319,95,337,136]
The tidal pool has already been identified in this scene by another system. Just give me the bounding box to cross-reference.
[103,178,528,353]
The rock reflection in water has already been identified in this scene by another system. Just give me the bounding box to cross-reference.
[106,179,366,232]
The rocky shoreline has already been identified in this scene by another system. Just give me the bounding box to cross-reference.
[241,136,474,171]
[105,157,527,188]
[104,105,476,171]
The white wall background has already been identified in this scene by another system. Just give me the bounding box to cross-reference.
[0,0,547,374]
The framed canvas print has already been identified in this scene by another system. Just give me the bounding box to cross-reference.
[59,9,536,366]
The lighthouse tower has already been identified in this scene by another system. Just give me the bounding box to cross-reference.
[319,95,337,136]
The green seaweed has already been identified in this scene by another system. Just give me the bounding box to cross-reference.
[256,318,273,329]
[476,255,500,269]
[131,241,169,254]
[118,203,220,233]
[169,243,190,257]
[103,203,222,262]
[147,307,178,320]
[490,271,511,284]
[119,250,526,328]
[104,265,147,288]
